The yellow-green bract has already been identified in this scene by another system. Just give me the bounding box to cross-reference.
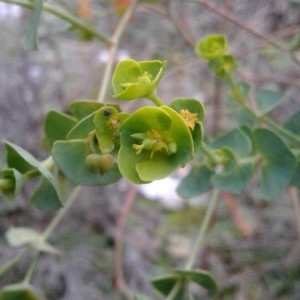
[195,35,227,60]
[118,106,194,184]
[112,59,166,100]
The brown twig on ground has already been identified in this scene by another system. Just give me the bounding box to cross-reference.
[288,187,300,240]
[222,191,254,239]
[114,185,138,300]
[78,0,91,19]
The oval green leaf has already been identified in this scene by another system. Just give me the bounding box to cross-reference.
[53,140,121,186]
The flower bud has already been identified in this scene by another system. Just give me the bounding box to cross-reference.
[195,35,227,60]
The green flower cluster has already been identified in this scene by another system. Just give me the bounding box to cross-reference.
[195,35,237,78]
[0,59,205,200]
[111,59,205,184]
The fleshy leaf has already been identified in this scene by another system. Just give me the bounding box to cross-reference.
[238,107,258,127]
[53,140,121,186]
[67,112,96,140]
[31,177,62,212]
[176,165,213,198]
[0,283,45,300]
[44,110,77,148]
[255,89,285,115]
[284,109,300,136]
[5,227,59,255]
[69,100,103,120]
[175,269,218,296]
[0,169,23,199]
[4,142,62,209]
[151,275,185,299]
[211,161,254,194]
[211,128,251,157]
[254,128,297,199]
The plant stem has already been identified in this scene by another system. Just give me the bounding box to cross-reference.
[42,186,82,241]
[259,115,300,145]
[185,189,219,270]
[0,247,30,277]
[0,0,111,45]
[166,279,184,300]
[23,253,40,284]
[97,0,138,103]
[147,92,164,106]
[228,76,245,105]
[199,142,221,166]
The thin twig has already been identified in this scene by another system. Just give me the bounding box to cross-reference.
[0,0,111,45]
[97,0,138,103]
[185,189,219,270]
[42,186,82,241]
[288,187,300,240]
[222,191,254,239]
[114,185,138,300]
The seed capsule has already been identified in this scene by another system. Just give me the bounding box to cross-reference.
[85,153,114,175]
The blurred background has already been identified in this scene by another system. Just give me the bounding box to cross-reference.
[0,0,300,299]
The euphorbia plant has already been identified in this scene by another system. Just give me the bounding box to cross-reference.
[0,2,299,296]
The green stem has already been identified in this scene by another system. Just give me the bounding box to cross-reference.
[97,0,138,103]
[188,291,195,300]
[166,279,184,300]
[228,76,245,105]
[0,247,30,277]
[42,186,82,241]
[199,142,221,166]
[147,92,165,106]
[185,189,219,270]
[260,115,300,145]
[0,0,111,45]
[22,169,40,181]
[23,253,40,284]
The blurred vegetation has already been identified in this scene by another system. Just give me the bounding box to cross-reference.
[0,0,300,299]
